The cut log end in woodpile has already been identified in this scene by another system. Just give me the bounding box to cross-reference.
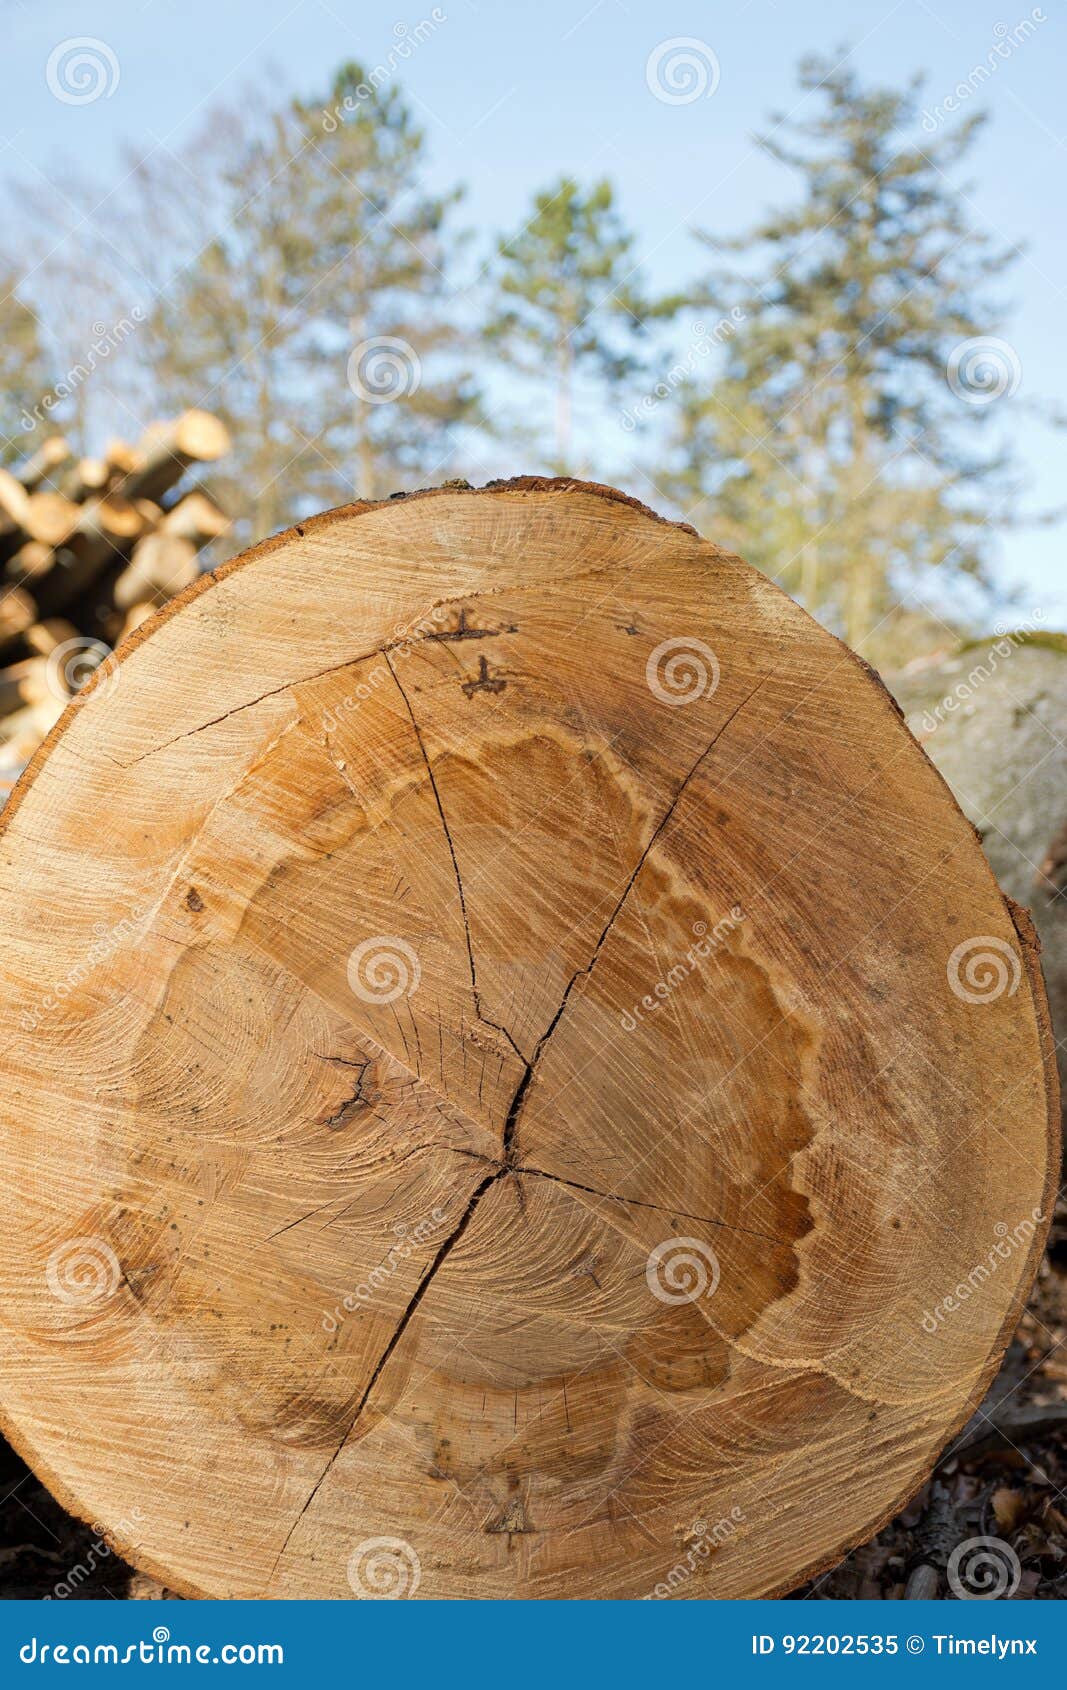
[0,414,231,799]
[0,480,1056,1600]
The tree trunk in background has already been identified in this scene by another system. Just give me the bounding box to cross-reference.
[555,333,573,467]
[889,635,1067,1148]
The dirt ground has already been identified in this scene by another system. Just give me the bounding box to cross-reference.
[2,1196,1064,1602]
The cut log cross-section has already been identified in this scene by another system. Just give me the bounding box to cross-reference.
[0,467,33,560]
[0,480,1055,1601]
[13,434,71,492]
[112,409,230,506]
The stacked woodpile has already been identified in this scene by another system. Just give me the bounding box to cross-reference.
[0,410,230,797]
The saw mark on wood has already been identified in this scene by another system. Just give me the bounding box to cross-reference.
[424,608,519,642]
[461,655,508,698]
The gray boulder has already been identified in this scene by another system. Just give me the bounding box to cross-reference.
[889,633,1067,1143]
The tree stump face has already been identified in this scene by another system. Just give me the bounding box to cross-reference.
[0,483,1055,1599]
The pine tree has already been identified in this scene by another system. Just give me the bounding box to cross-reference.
[487,178,670,469]
[668,54,1023,659]
[299,65,476,505]
[98,67,474,541]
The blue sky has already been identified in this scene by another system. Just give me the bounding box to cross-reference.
[4,0,1064,626]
